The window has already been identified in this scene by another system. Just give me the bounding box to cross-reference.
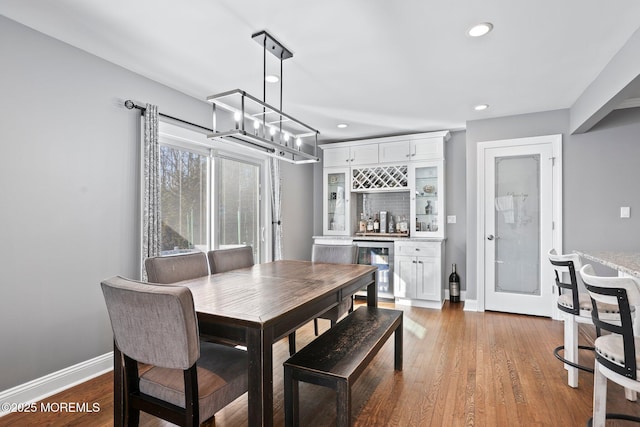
[159,145,208,254]
[157,122,266,261]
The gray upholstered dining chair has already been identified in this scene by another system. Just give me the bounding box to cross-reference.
[311,244,359,335]
[101,276,248,427]
[144,252,209,284]
[579,264,640,427]
[207,246,254,274]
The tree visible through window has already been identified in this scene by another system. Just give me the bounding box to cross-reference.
[217,157,259,257]
[159,146,207,254]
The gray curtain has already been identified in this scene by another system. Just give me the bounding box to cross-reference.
[270,158,283,261]
[141,104,161,279]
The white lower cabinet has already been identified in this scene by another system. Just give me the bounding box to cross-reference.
[393,240,444,309]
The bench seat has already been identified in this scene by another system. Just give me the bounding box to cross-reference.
[284,306,403,427]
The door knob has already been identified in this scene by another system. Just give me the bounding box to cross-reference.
[487,234,494,241]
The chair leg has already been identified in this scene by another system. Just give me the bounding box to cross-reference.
[314,318,319,336]
[592,362,607,427]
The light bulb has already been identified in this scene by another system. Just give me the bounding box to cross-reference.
[296,138,302,147]
[269,127,276,141]
[253,120,260,135]
[234,112,241,129]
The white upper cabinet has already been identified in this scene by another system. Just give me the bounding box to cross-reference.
[323,144,378,167]
[379,140,411,163]
[410,137,444,161]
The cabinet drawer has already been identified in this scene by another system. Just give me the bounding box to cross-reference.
[395,243,439,257]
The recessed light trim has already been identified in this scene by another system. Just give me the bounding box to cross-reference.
[474,104,489,111]
[337,123,348,129]
[467,22,493,37]
[265,74,280,83]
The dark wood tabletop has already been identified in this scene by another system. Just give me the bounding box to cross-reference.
[180,259,378,427]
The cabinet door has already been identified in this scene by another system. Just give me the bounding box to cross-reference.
[323,168,351,235]
[394,256,416,298]
[410,160,445,238]
[415,256,440,300]
[350,144,378,165]
[323,147,351,168]
[411,138,443,161]
[379,140,411,163]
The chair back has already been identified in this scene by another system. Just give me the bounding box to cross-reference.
[145,252,209,284]
[579,264,639,378]
[311,244,357,264]
[548,248,583,315]
[101,276,200,370]
[208,246,254,274]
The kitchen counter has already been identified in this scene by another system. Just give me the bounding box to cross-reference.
[574,251,640,278]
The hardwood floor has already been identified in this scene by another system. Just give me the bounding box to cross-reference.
[2,301,639,426]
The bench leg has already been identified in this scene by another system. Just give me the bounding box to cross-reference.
[288,332,296,356]
[394,317,403,371]
[336,380,351,427]
[284,366,299,427]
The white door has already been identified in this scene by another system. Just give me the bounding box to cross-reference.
[478,135,562,317]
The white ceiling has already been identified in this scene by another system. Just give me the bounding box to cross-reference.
[2,0,640,142]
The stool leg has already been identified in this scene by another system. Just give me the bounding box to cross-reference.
[624,388,637,401]
[336,380,350,427]
[592,362,607,427]
[565,314,578,387]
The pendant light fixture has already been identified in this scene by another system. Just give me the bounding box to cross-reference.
[207,31,320,164]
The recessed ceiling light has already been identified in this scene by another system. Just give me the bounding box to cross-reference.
[474,104,489,111]
[337,123,348,129]
[265,75,280,83]
[467,22,493,37]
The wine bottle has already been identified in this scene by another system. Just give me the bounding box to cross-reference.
[359,212,366,233]
[373,214,380,233]
[449,264,460,303]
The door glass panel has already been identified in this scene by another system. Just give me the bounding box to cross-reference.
[159,146,208,255]
[414,165,439,232]
[494,155,540,295]
[216,157,260,261]
[327,172,347,231]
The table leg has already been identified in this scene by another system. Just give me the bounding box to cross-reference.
[247,328,274,427]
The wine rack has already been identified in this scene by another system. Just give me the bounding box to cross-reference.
[351,165,408,191]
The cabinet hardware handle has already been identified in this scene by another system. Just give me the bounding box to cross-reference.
[418,261,423,264]
[412,260,417,263]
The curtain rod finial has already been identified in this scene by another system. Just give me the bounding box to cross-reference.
[124,100,135,109]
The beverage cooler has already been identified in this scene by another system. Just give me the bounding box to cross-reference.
[356,241,394,299]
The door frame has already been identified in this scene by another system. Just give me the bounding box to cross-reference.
[476,134,563,318]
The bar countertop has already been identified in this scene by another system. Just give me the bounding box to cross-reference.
[574,251,640,278]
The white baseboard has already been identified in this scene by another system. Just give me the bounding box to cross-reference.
[463,299,479,311]
[0,352,113,417]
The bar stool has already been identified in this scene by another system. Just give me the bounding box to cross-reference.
[580,264,640,427]
[548,249,596,387]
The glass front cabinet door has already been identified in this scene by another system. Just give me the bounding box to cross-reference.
[323,168,351,235]
[410,160,445,238]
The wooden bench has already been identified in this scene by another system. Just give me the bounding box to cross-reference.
[283,306,403,427]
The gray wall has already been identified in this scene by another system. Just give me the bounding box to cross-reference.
[444,130,467,291]
[281,161,314,261]
[0,16,313,390]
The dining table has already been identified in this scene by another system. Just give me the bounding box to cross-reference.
[114,259,378,427]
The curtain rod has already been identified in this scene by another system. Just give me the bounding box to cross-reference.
[124,100,213,133]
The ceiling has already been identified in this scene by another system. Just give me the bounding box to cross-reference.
[2,1,640,143]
